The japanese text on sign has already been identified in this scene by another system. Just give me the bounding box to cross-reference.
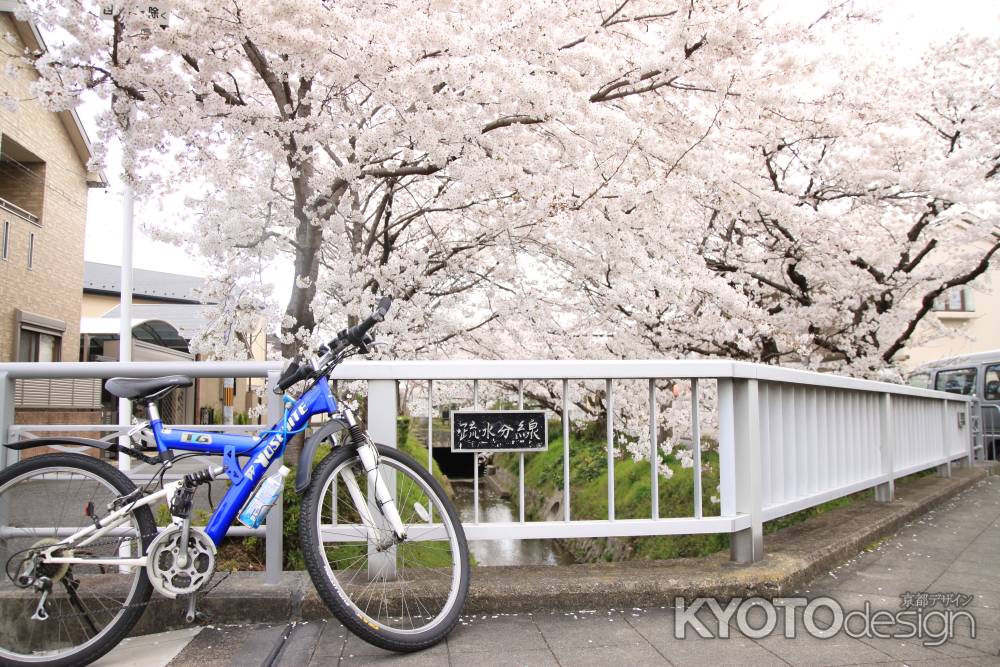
[451,411,548,452]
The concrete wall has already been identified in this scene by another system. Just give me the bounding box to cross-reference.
[0,13,90,363]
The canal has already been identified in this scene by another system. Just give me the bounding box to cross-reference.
[451,480,575,566]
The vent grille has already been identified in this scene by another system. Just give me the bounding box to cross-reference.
[15,379,103,409]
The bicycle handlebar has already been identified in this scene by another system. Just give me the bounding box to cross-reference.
[340,296,392,348]
[274,296,393,393]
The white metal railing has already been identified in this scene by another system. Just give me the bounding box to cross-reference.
[0,359,973,578]
[0,196,40,225]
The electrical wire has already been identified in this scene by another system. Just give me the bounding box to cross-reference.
[0,149,88,212]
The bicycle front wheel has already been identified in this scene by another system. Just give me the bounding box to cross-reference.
[300,444,470,652]
[0,453,155,667]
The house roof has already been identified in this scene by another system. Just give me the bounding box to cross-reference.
[0,2,107,187]
[83,261,211,304]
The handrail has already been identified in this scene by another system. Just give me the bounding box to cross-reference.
[0,359,968,401]
[0,358,974,578]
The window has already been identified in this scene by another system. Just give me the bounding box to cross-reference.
[1,220,8,260]
[13,310,65,362]
[27,232,33,269]
[907,372,931,389]
[985,366,1000,401]
[934,368,977,396]
[18,329,60,362]
[933,286,974,313]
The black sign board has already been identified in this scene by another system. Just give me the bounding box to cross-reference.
[450,410,548,452]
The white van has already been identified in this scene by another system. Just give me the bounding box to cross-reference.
[908,349,1000,459]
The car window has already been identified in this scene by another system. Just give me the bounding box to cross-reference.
[934,368,977,396]
[985,366,1000,401]
[907,373,931,389]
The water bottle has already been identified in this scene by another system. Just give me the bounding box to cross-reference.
[237,466,290,529]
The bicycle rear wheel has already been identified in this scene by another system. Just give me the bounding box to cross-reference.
[0,453,155,667]
[300,444,470,652]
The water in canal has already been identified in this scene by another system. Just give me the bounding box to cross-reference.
[451,480,575,566]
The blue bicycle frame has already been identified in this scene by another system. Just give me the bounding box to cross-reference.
[149,376,338,545]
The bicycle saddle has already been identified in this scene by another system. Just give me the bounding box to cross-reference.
[105,375,193,401]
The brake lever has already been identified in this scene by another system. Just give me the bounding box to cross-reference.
[356,334,377,355]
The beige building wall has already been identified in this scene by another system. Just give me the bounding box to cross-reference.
[0,13,93,363]
[902,267,1000,370]
[81,293,163,318]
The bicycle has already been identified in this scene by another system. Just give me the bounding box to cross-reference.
[0,297,470,666]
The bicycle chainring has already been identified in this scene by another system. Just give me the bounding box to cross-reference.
[146,526,216,599]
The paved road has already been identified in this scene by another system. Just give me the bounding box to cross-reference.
[107,474,1000,666]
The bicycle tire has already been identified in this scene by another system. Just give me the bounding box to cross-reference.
[0,453,155,667]
[299,444,470,652]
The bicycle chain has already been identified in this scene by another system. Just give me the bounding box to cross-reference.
[15,527,235,625]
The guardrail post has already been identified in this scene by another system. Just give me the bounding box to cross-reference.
[367,379,398,580]
[875,393,894,503]
[938,400,951,478]
[0,371,13,470]
[721,378,763,564]
[264,370,283,585]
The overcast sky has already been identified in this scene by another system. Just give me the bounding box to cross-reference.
[78,0,999,292]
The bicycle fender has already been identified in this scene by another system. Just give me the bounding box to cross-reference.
[4,436,113,451]
[295,418,349,492]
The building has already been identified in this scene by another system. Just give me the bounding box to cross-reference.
[901,247,1000,371]
[82,262,266,424]
[0,5,106,364]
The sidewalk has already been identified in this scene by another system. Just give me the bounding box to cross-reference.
[156,471,1000,666]
[117,462,993,636]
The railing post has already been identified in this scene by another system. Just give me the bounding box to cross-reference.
[606,379,615,522]
[721,378,763,564]
[965,401,974,466]
[875,393,894,503]
[367,379,398,580]
[938,400,951,478]
[562,378,570,522]
[0,371,14,470]
[264,370,283,585]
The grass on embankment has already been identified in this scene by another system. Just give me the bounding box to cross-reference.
[494,418,924,562]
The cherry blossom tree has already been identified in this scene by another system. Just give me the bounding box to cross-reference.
[467,7,1000,463]
[492,11,1000,381]
[12,0,999,394]
[19,0,756,358]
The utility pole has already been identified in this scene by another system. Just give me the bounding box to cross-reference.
[102,2,169,471]
[117,181,134,472]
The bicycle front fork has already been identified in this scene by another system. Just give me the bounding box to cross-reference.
[342,409,408,547]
